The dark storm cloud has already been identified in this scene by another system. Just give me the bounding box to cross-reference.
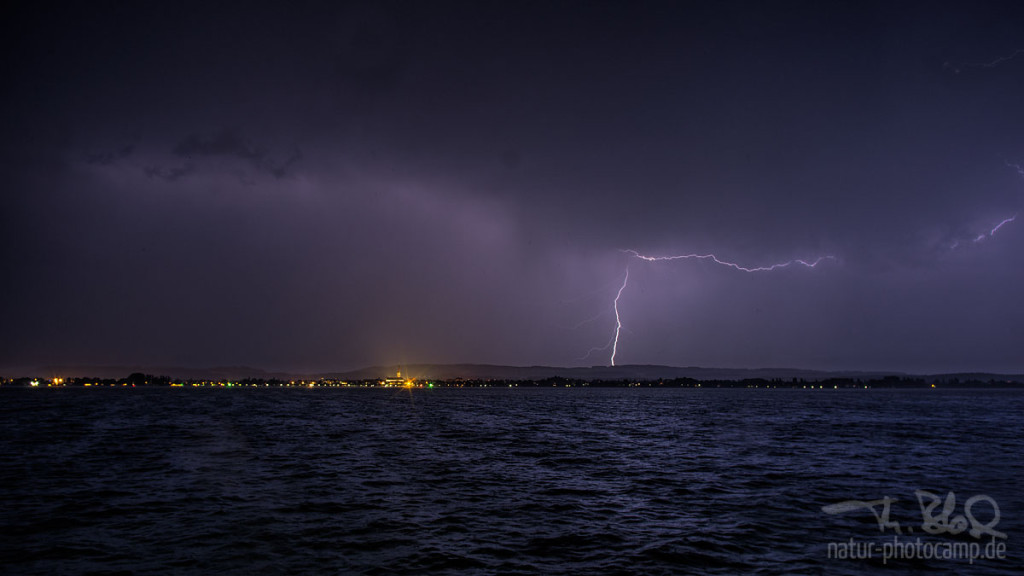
[171,130,303,179]
[3,1,1024,374]
[143,163,195,183]
[84,144,135,166]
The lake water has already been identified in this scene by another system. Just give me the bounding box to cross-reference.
[1,387,1021,574]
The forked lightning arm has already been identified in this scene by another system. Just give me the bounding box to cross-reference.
[607,251,835,366]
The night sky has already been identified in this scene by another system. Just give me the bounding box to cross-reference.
[3,1,1023,374]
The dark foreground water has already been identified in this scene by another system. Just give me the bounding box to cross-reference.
[1,387,1022,575]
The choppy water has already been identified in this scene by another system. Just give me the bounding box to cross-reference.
[1,387,1022,574]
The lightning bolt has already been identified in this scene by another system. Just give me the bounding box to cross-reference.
[622,249,834,271]
[948,161,1021,249]
[990,214,1017,236]
[610,267,629,366]
[953,214,1017,249]
[602,251,834,366]
[975,48,1024,68]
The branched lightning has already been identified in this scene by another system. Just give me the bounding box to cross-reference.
[622,249,835,271]
[600,251,834,366]
[577,337,615,362]
[588,51,1023,368]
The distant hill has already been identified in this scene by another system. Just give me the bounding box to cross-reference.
[14,363,1024,384]
[320,364,1023,384]
[20,365,294,381]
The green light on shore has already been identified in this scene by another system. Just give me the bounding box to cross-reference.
[428,382,434,388]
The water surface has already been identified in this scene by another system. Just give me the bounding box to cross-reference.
[1,387,1021,574]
